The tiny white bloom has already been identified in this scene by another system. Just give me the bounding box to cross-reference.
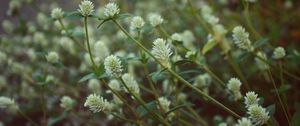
[108,79,121,91]
[104,2,120,17]
[194,73,212,88]
[152,38,173,68]
[235,117,252,126]
[94,41,110,61]
[84,94,112,113]
[273,46,286,59]
[148,13,164,27]
[171,33,182,41]
[255,51,269,70]
[46,51,59,63]
[247,104,270,125]
[227,78,242,100]
[244,91,260,108]
[51,8,64,19]
[130,16,145,30]
[232,26,254,52]
[158,97,171,112]
[78,0,94,16]
[104,55,123,78]
[0,96,18,111]
[122,73,140,95]
[88,79,101,94]
[60,96,75,111]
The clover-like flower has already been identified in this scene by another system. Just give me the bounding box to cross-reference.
[104,2,120,17]
[171,33,182,42]
[78,0,94,16]
[244,91,260,108]
[273,46,286,59]
[60,96,75,111]
[148,13,164,27]
[227,78,242,100]
[51,8,64,19]
[247,104,270,125]
[88,79,101,94]
[122,73,140,95]
[108,79,121,92]
[232,26,254,52]
[84,94,112,113]
[158,97,171,112]
[194,73,212,88]
[0,96,18,111]
[46,51,59,63]
[255,51,269,70]
[235,117,252,126]
[130,16,145,30]
[152,38,173,68]
[104,55,123,78]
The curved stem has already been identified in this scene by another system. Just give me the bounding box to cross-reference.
[84,17,97,72]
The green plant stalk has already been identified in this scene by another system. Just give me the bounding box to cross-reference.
[84,17,97,72]
[279,61,292,119]
[18,109,40,126]
[157,25,171,39]
[110,113,141,125]
[267,68,291,125]
[118,77,171,126]
[40,86,47,126]
[178,118,194,126]
[243,2,261,40]
[203,65,226,86]
[187,0,212,33]
[186,106,208,126]
[112,19,241,118]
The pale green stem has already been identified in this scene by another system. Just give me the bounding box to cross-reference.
[187,0,212,33]
[84,17,97,72]
[243,2,261,40]
[279,61,292,121]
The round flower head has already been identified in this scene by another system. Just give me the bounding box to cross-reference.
[194,73,212,88]
[84,94,112,113]
[158,97,171,112]
[273,46,286,59]
[94,41,109,61]
[51,8,64,19]
[255,51,269,70]
[104,2,120,17]
[0,96,18,111]
[46,51,59,63]
[148,13,164,27]
[152,38,173,68]
[244,91,260,108]
[232,26,254,52]
[60,96,75,111]
[130,16,145,30]
[108,79,121,91]
[227,78,242,100]
[235,117,252,126]
[88,79,101,94]
[247,104,270,125]
[104,55,123,78]
[78,0,94,16]
[122,73,140,95]
[171,33,182,42]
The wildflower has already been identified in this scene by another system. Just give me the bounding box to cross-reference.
[148,13,164,27]
[244,91,260,108]
[255,51,269,70]
[152,38,173,68]
[104,55,123,78]
[2,20,14,33]
[171,33,182,42]
[84,94,112,113]
[60,96,75,111]
[0,96,18,111]
[273,46,286,59]
[108,79,121,91]
[51,8,64,19]
[78,0,94,16]
[227,78,242,100]
[232,26,254,52]
[46,51,59,63]
[104,2,120,17]
[194,73,212,88]
[247,104,270,125]
[158,97,171,112]
[94,41,109,61]
[88,79,101,94]
[121,73,140,95]
[235,117,252,126]
[130,16,145,30]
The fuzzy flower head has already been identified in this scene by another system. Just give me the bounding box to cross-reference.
[46,51,59,63]
[255,51,269,70]
[247,104,270,125]
[51,8,64,19]
[130,16,145,30]
[104,2,120,17]
[88,79,101,94]
[227,78,242,100]
[104,55,123,78]
[244,91,260,108]
[122,73,140,95]
[152,38,173,68]
[171,33,182,42]
[235,117,252,126]
[84,94,112,113]
[148,13,164,27]
[108,79,121,91]
[60,96,75,111]
[194,73,212,88]
[94,41,109,61]
[0,96,18,111]
[158,97,171,112]
[273,46,286,59]
[78,0,94,16]
[232,26,254,52]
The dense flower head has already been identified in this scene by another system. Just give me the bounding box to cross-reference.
[152,38,173,68]
[0,96,18,111]
[273,46,286,59]
[94,41,109,61]
[84,94,112,113]
[171,33,182,42]
[78,0,94,16]
[194,73,212,88]
[104,2,120,17]
[227,78,242,100]
[247,104,270,125]
[244,91,260,108]
[46,51,59,63]
[88,79,101,94]
[60,96,75,111]
[104,55,123,78]
[122,73,140,95]
[130,16,145,30]
[51,8,64,19]
[108,79,121,91]
[235,117,252,126]
[158,97,171,112]
[232,26,254,52]
[255,52,269,70]
[148,13,164,27]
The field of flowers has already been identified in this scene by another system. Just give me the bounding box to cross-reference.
[1,0,300,126]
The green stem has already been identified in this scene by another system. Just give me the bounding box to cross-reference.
[111,113,140,125]
[279,61,292,121]
[41,86,47,126]
[18,110,40,126]
[203,65,226,86]
[243,2,261,40]
[84,17,97,72]
[186,106,208,126]
[187,0,212,33]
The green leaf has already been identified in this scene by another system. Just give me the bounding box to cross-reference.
[202,40,217,55]
[266,104,276,116]
[47,111,68,126]
[174,59,194,66]
[52,61,64,68]
[271,84,291,94]
[32,72,46,84]
[150,68,168,83]
[78,73,97,83]
[135,101,159,117]
[64,11,82,20]
[116,13,131,19]
[253,38,269,48]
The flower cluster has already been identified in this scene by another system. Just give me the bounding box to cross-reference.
[46,51,59,63]
[273,46,286,59]
[244,91,259,108]
[232,26,254,52]
[104,55,123,78]
[148,13,164,27]
[121,73,140,95]
[152,38,173,68]
[84,94,112,113]
[247,104,270,125]
[158,97,171,112]
[78,0,94,16]
[0,96,18,111]
[104,2,120,18]
[227,78,242,101]
[130,16,145,30]
[60,96,75,111]
[51,8,64,19]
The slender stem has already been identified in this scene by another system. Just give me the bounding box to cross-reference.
[187,0,212,33]
[41,86,47,126]
[178,118,193,126]
[157,25,171,39]
[18,109,40,126]
[112,19,241,118]
[84,17,97,72]
[279,61,292,120]
[203,65,226,86]
[243,2,261,40]
[186,107,208,126]
[111,113,140,125]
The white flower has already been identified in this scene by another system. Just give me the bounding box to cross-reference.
[51,8,64,19]
[84,94,112,113]
[171,33,182,41]
[255,52,269,70]
[104,2,120,17]
[94,41,109,61]
[46,51,59,63]
[121,73,140,95]
[244,91,260,108]
[0,96,18,111]
[130,16,145,30]
[88,79,101,94]
[194,73,212,88]
[232,26,254,52]
[227,78,242,100]
[2,20,14,33]
[108,79,121,91]
[273,46,286,59]
[148,13,164,27]
[104,55,123,78]
[60,96,75,111]
[235,117,252,126]
[152,38,173,68]
[247,104,270,125]
[158,97,171,112]
[78,0,94,16]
